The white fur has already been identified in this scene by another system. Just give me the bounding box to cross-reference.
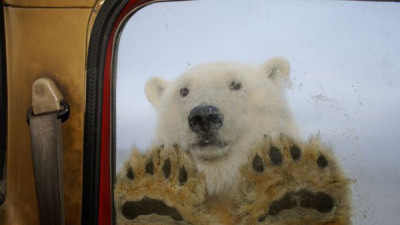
[145,57,298,195]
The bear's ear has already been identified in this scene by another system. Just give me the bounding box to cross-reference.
[262,57,290,84]
[145,77,169,105]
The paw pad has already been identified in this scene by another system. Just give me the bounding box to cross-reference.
[252,154,265,172]
[258,189,334,222]
[126,167,134,180]
[289,144,301,161]
[250,139,333,173]
[317,154,329,168]
[178,167,188,185]
[115,145,213,225]
[121,197,184,221]
[145,159,154,174]
[239,135,350,225]
[162,159,171,178]
[269,146,283,165]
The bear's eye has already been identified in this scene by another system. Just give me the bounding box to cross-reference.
[230,81,242,91]
[179,87,189,97]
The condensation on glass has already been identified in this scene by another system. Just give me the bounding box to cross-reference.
[114,1,400,224]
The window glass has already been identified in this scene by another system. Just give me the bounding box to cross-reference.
[116,1,400,224]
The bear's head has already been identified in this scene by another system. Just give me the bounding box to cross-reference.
[145,57,298,194]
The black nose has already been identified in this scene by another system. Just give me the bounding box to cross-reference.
[189,105,223,134]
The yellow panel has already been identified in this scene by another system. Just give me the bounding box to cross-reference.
[1,7,92,225]
[4,0,99,8]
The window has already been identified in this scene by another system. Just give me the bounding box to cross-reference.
[84,1,400,224]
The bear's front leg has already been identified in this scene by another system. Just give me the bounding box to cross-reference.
[238,135,351,225]
[114,145,219,225]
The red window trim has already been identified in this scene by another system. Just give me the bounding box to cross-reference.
[98,1,174,224]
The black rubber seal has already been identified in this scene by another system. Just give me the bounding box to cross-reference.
[82,0,204,224]
[82,0,131,224]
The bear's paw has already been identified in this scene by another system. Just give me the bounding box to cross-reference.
[114,145,218,225]
[238,135,351,225]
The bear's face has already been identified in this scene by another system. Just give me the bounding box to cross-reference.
[145,58,298,194]
[145,58,296,163]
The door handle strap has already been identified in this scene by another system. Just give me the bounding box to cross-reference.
[27,77,69,225]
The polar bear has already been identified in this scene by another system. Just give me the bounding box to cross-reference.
[144,57,298,196]
[114,58,350,225]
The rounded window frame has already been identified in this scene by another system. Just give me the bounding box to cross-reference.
[83,0,400,224]
[83,0,187,224]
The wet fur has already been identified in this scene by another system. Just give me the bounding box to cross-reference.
[115,136,350,225]
[145,58,298,195]
[114,58,352,224]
